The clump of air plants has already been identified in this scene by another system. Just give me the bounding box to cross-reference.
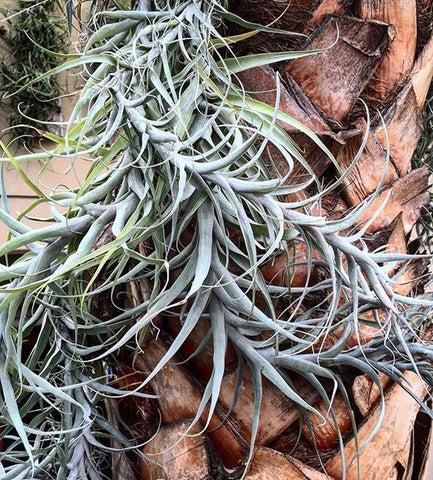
[0,1,432,479]
[0,0,68,147]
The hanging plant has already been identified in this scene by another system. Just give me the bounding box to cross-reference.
[0,0,68,147]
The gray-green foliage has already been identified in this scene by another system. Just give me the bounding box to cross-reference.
[0,1,432,478]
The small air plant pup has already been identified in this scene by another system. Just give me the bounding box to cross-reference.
[0,0,432,479]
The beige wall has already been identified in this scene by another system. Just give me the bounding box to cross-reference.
[0,2,91,246]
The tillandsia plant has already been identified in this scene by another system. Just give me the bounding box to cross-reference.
[0,0,68,147]
[0,0,432,478]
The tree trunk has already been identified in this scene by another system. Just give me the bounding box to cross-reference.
[116,1,433,478]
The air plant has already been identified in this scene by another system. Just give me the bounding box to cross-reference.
[0,1,432,479]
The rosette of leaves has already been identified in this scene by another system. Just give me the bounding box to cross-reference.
[0,0,68,146]
[0,1,432,479]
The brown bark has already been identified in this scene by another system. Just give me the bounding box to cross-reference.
[217,366,319,446]
[352,372,392,417]
[266,133,335,184]
[391,259,423,297]
[357,0,417,101]
[337,322,382,350]
[134,340,247,468]
[236,65,335,182]
[412,34,433,109]
[384,216,422,297]
[287,16,393,123]
[374,81,424,176]
[270,424,320,457]
[387,216,407,257]
[301,393,352,450]
[139,420,211,480]
[338,120,398,205]
[420,419,433,480]
[261,241,317,288]
[399,437,414,480]
[356,166,429,233]
[245,447,311,479]
[288,455,336,480]
[325,371,427,480]
[112,365,159,443]
[387,467,399,480]
[308,0,349,29]
[237,66,330,133]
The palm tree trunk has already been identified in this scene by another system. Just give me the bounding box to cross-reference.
[116,1,433,478]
